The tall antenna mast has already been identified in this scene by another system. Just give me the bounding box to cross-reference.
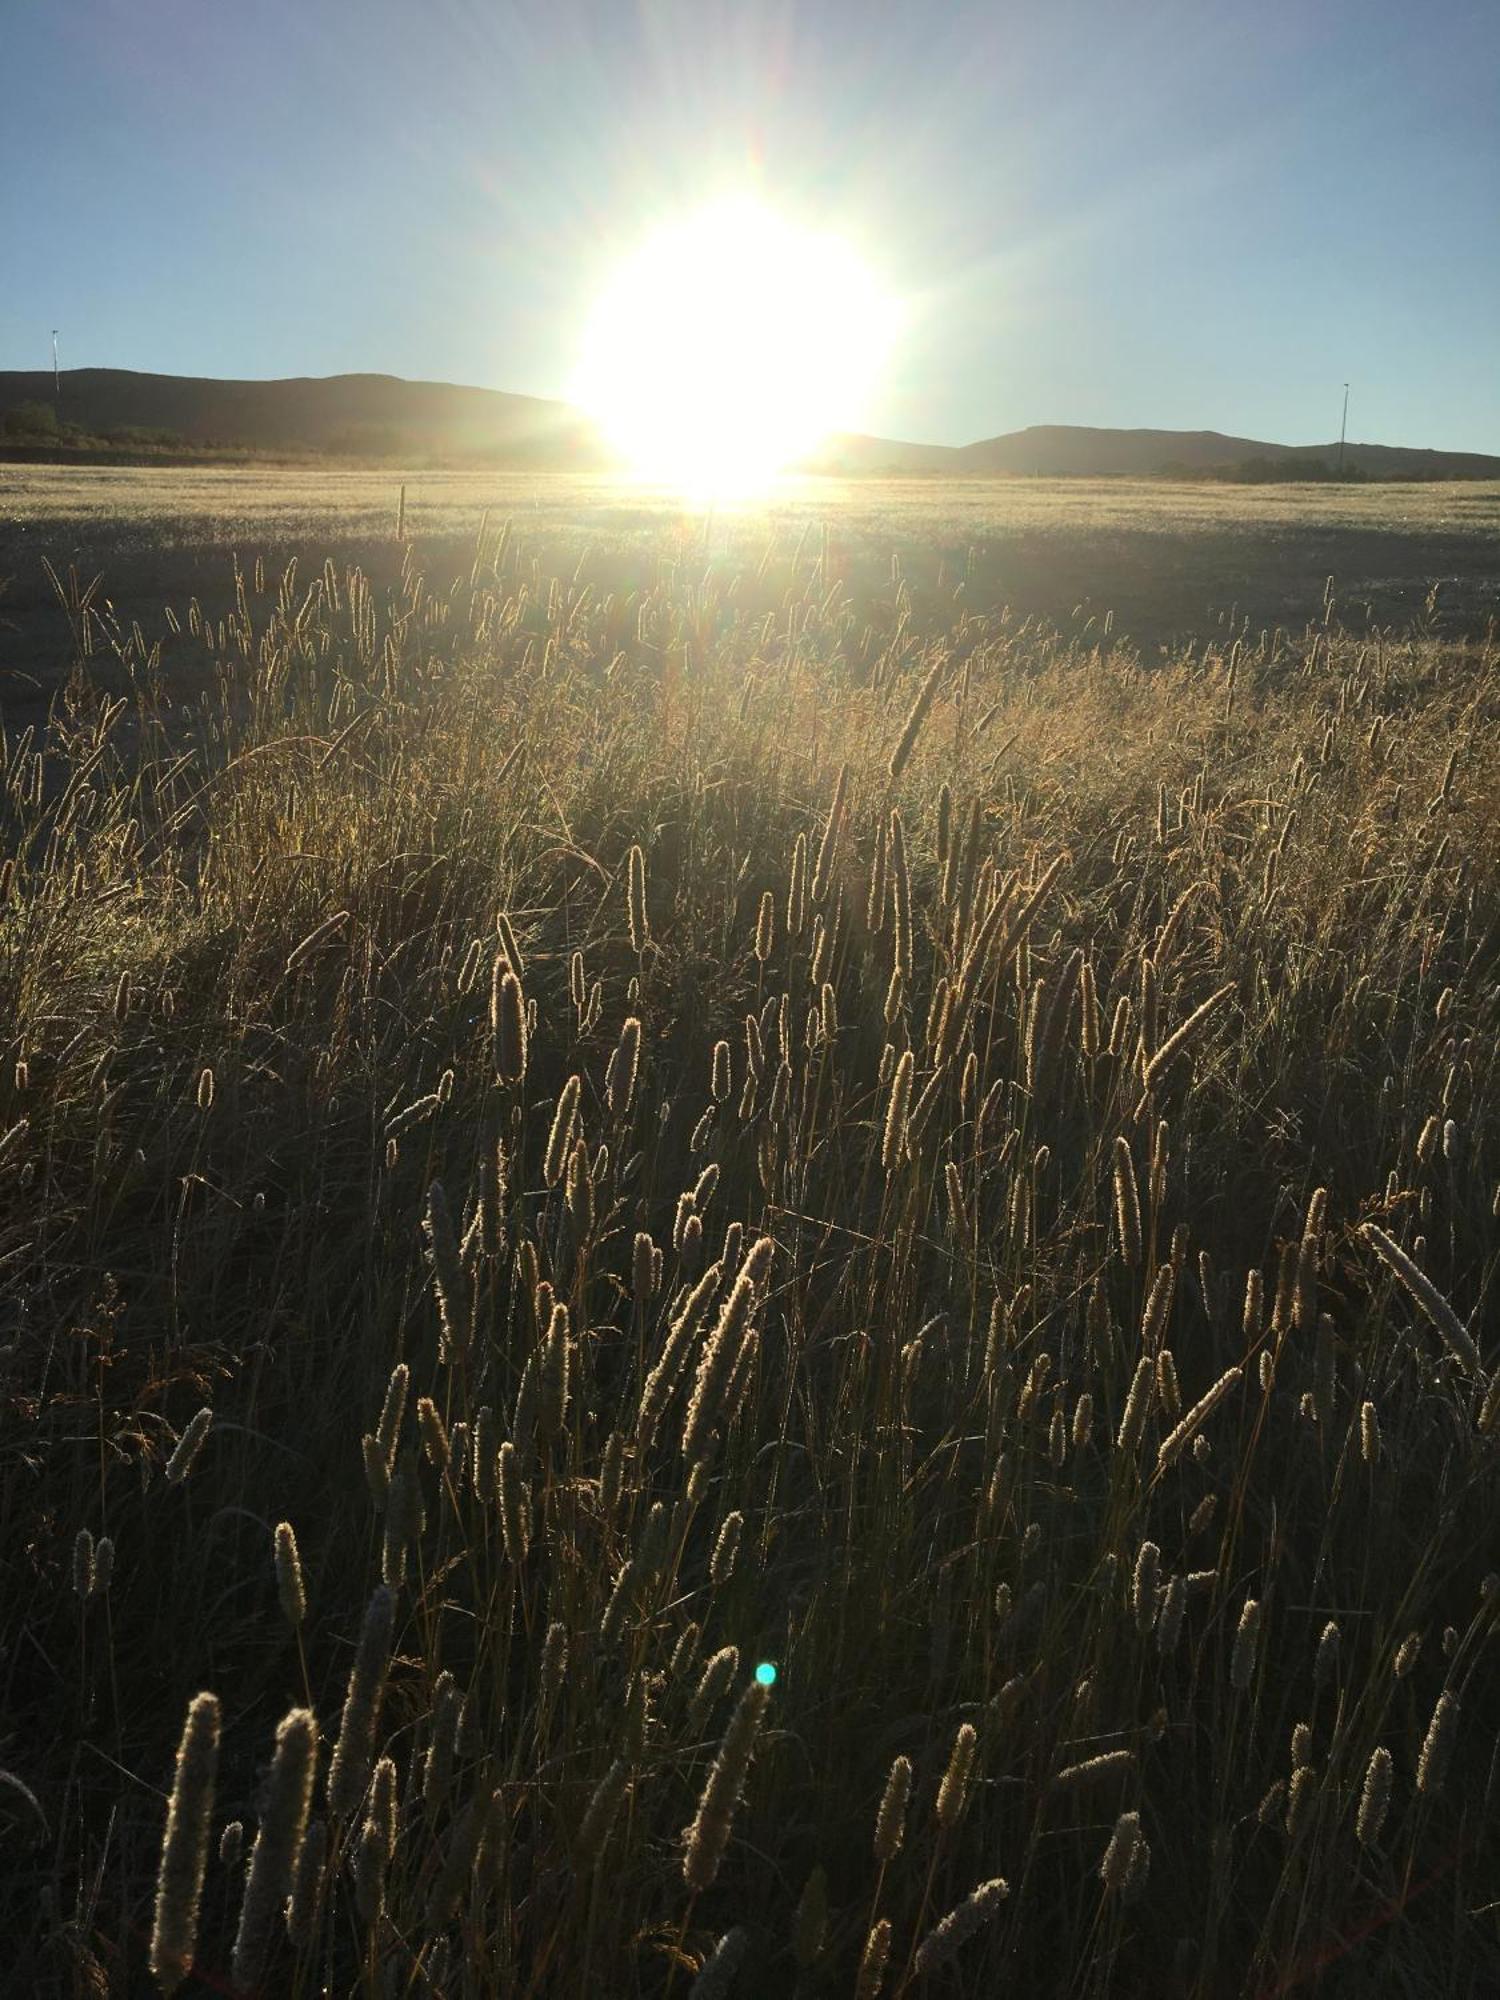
[1337,381,1349,478]
[52,329,60,398]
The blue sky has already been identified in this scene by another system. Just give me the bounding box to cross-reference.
[3,0,1497,450]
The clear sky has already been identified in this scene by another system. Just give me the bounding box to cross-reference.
[3,0,1497,451]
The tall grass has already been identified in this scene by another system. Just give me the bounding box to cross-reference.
[3,510,1499,1995]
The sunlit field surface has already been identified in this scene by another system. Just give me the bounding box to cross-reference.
[10,463,1500,537]
[3,468,1500,1996]
[6,466,1499,659]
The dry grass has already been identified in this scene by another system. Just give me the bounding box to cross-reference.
[2,495,1499,1996]
[4,466,1498,700]
[8,463,1499,540]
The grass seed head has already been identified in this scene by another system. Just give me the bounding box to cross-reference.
[856,1917,893,2000]
[873,1753,912,1861]
[231,1706,317,1990]
[1313,1619,1341,1691]
[913,1877,1009,1979]
[627,843,648,952]
[1132,1541,1161,1633]
[1100,1810,1144,1895]
[72,1526,94,1601]
[1050,1748,1135,1790]
[689,1647,741,1733]
[1156,1573,1188,1654]
[710,1510,743,1587]
[543,1076,582,1189]
[1116,1357,1155,1456]
[274,1521,306,1628]
[1417,1690,1458,1795]
[497,1439,530,1562]
[164,1408,213,1486]
[882,1048,914,1173]
[1230,1597,1263,1690]
[935,1721,978,1829]
[1356,1745,1393,1847]
[537,1302,572,1442]
[683,1677,770,1893]
[150,1691,221,1995]
[575,1758,630,1869]
[608,1015,641,1116]
[1361,1222,1481,1373]
[690,1927,749,1999]
[328,1586,396,1821]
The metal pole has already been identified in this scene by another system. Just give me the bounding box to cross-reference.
[52,329,60,398]
[1337,382,1349,478]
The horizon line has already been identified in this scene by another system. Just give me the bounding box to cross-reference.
[3,361,1498,462]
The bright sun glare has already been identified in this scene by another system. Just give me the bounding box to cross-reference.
[573,197,900,497]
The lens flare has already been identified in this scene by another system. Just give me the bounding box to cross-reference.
[573,197,900,497]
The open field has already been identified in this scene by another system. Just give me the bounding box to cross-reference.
[2,480,1500,1996]
[5,468,1499,704]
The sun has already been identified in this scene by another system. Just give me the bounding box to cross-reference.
[572,196,900,496]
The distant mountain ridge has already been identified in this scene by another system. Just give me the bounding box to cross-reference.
[814,423,1500,480]
[0,368,596,465]
[3,368,1498,479]
[948,424,1500,481]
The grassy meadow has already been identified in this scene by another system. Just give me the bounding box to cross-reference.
[2,469,1500,1997]
[5,465,1498,686]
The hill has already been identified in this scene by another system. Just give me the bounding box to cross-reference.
[954,423,1500,481]
[0,367,601,465]
[2,370,1497,478]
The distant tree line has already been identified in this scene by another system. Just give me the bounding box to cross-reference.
[2,400,183,450]
[1155,455,1369,484]
[1157,456,1484,485]
[0,403,585,466]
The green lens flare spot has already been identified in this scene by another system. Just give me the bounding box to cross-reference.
[755,1661,777,1687]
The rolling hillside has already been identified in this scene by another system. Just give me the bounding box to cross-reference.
[0,368,600,465]
[3,369,1497,478]
[954,423,1500,480]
